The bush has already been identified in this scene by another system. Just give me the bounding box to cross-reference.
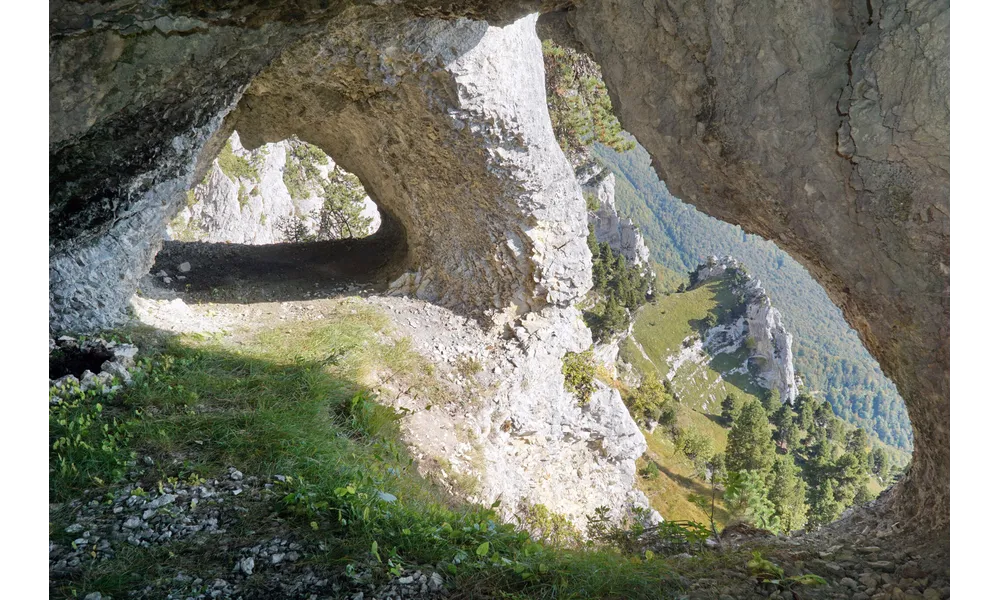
[625,377,672,426]
[674,428,713,475]
[217,139,259,182]
[562,350,597,405]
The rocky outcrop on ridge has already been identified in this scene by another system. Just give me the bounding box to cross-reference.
[694,256,798,403]
[578,163,650,268]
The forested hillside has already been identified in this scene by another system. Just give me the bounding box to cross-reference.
[591,142,913,451]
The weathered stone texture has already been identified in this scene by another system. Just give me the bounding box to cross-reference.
[565,0,948,528]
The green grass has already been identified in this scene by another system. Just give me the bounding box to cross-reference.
[50,305,688,599]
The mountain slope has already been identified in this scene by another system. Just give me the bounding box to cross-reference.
[592,142,913,451]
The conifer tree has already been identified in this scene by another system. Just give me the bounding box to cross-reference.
[772,404,798,453]
[768,456,809,533]
[720,394,738,427]
[808,479,842,528]
[760,389,780,416]
[725,398,776,476]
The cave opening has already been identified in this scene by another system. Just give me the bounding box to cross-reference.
[49,344,114,380]
[146,131,408,304]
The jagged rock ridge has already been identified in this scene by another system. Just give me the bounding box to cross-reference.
[578,164,650,268]
[693,256,798,404]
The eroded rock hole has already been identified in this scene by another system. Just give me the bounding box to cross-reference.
[148,132,407,302]
[49,344,113,380]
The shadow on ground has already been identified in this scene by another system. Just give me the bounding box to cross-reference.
[151,213,408,304]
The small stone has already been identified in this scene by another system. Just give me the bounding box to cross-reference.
[239,556,254,575]
[178,262,191,273]
[65,523,84,534]
[271,553,285,564]
[853,593,870,600]
[83,593,103,600]
[230,469,243,481]
[143,456,155,466]
[351,593,364,600]
[429,572,443,590]
[163,276,173,284]
[397,575,414,584]
[841,577,859,590]
[146,494,176,509]
[156,270,168,278]
[123,516,143,529]
[101,360,132,384]
[80,370,99,389]
[871,561,895,571]
[922,589,941,600]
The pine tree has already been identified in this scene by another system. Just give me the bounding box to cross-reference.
[795,393,818,441]
[846,428,870,475]
[720,394,738,427]
[871,446,889,482]
[724,469,779,532]
[832,453,866,506]
[760,389,780,416]
[772,404,798,453]
[725,398,776,476]
[317,170,373,239]
[768,456,809,533]
[808,478,842,528]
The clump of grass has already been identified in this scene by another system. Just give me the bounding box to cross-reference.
[456,355,483,379]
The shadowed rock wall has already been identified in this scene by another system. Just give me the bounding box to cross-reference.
[563,0,949,528]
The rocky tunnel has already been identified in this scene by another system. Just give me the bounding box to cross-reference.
[49,0,948,533]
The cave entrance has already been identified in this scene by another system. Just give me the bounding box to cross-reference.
[49,343,114,380]
[148,132,407,303]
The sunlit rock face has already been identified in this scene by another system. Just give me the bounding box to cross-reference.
[695,256,798,404]
[579,164,650,267]
[167,132,381,245]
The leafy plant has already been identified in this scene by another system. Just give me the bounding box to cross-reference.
[747,551,827,596]
[50,378,138,499]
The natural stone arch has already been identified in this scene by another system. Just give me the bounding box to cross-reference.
[218,9,591,321]
[48,0,949,534]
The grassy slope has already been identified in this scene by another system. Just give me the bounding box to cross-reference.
[50,301,689,600]
[623,281,756,527]
[591,141,913,451]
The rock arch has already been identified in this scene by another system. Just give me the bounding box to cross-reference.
[48,0,948,531]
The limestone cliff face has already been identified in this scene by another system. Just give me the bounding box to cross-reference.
[564,0,949,526]
[168,132,380,245]
[695,256,798,404]
[49,9,653,532]
[578,164,650,268]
